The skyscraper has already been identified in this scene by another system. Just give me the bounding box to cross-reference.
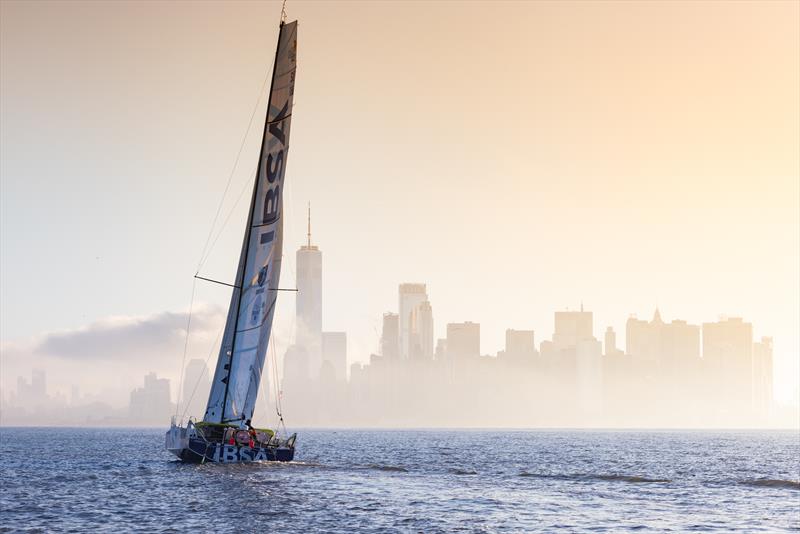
[398,283,429,359]
[381,312,400,360]
[129,372,171,424]
[322,331,347,382]
[703,317,754,412]
[604,326,620,356]
[504,329,536,361]
[409,300,434,360]
[661,319,700,374]
[296,204,322,376]
[181,358,210,419]
[446,322,480,360]
[553,305,593,352]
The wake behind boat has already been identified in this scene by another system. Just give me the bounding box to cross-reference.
[166,17,298,464]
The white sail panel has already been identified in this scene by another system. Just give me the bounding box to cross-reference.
[204,20,297,424]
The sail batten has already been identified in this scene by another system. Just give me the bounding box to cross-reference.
[204,21,297,425]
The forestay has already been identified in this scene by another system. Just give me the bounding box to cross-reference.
[204,21,298,424]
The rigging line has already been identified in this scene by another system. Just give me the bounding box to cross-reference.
[194,275,238,289]
[274,342,283,419]
[221,19,285,423]
[269,332,280,415]
[180,324,224,422]
[195,274,297,292]
[175,277,198,420]
[281,151,297,292]
[269,306,287,424]
[195,70,272,273]
[196,165,256,272]
[250,335,273,426]
[268,330,285,435]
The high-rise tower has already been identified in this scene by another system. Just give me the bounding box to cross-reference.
[296,203,322,376]
[398,283,430,359]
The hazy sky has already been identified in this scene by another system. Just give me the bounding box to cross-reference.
[1,1,798,403]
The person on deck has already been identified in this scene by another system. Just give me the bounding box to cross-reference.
[223,426,235,445]
[245,419,256,448]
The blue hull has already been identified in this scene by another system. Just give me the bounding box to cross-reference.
[179,438,294,464]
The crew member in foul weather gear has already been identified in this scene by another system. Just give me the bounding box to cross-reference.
[224,426,236,445]
[245,419,257,447]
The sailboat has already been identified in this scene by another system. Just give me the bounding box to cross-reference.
[165,18,298,463]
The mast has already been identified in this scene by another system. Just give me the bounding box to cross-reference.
[218,22,284,423]
[204,19,298,424]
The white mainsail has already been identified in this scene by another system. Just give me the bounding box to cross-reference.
[204,21,297,424]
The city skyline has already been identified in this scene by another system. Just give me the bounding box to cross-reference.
[1,237,793,428]
[1,298,790,428]
[0,207,796,425]
[1,1,798,421]
[0,208,797,424]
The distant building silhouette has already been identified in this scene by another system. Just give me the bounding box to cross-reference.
[264,228,787,429]
[553,306,593,352]
[181,358,210,419]
[322,331,347,382]
[12,369,48,414]
[381,312,400,360]
[296,204,322,376]
[434,338,447,360]
[409,300,434,360]
[502,329,536,362]
[626,309,700,374]
[604,326,622,357]
[129,372,171,424]
[399,283,429,360]
[446,322,480,361]
[703,317,754,416]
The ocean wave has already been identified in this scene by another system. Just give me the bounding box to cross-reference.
[285,460,326,468]
[593,474,670,483]
[740,479,800,490]
[448,468,477,475]
[518,472,669,483]
[364,464,408,473]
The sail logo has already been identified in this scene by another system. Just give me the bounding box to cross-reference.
[262,101,290,225]
[250,265,269,325]
[211,444,270,463]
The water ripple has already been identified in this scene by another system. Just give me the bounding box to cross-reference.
[0,428,798,532]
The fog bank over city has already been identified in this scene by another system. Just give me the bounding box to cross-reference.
[2,251,797,428]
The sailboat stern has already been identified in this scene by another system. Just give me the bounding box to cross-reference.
[165,421,296,464]
[165,420,190,459]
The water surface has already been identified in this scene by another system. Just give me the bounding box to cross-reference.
[1,428,798,532]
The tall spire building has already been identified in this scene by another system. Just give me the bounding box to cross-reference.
[296,203,322,377]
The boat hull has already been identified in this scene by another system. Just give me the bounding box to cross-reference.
[176,438,294,464]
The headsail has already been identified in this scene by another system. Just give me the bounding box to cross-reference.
[204,20,298,424]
